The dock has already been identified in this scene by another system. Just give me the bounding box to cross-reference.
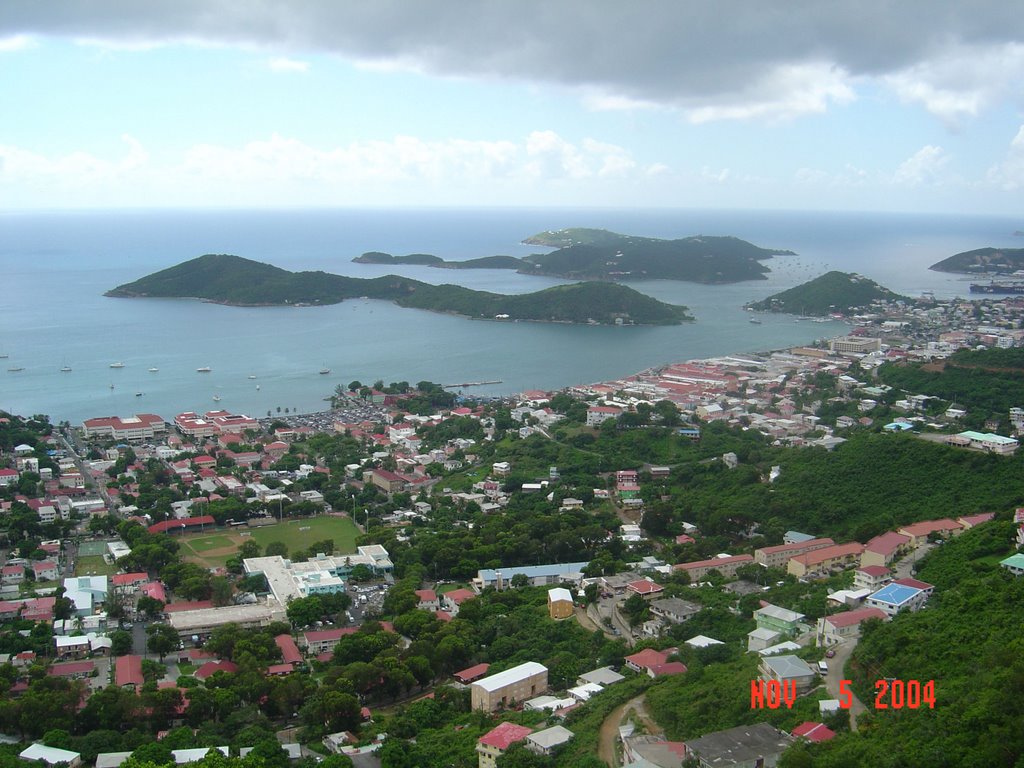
[442,380,503,388]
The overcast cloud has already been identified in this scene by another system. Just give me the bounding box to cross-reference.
[3,0,1023,121]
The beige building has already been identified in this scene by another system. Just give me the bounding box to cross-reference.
[471,662,548,712]
[547,587,574,620]
[787,542,864,578]
[754,537,834,569]
[674,554,753,581]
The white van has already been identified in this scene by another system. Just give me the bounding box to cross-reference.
[817,661,829,674]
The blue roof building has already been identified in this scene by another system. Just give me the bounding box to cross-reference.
[866,582,928,617]
[476,562,589,590]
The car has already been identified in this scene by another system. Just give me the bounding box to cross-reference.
[825,649,836,658]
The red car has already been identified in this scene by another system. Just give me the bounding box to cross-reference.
[825,649,836,658]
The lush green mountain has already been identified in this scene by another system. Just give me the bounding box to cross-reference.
[106,254,692,325]
[929,246,1024,274]
[518,231,791,283]
[746,271,907,315]
[352,251,444,265]
[433,255,527,270]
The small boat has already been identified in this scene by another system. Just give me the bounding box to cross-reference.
[213,395,221,402]
[61,366,72,372]
[255,384,260,391]
[248,375,257,379]
[319,367,331,375]
[748,318,762,325]
[135,392,143,397]
[109,362,125,368]
[148,367,159,373]
[196,366,212,373]
[109,383,115,389]
[7,367,24,372]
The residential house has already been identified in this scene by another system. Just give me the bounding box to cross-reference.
[674,554,754,581]
[625,579,664,600]
[476,722,533,768]
[115,655,144,689]
[754,538,835,569]
[866,580,932,617]
[454,663,491,684]
[624,647,686,678]
[787,543,864,578]
[441,588,477,616]
[759,655,817,694]
[415,589,440,612]
[525,725,574,757]
[853,565,892,592]
[683,722,793,768]
[999,553,1024,576]
[860,532,912,568]
[19,745,82,768]
[753,604,806,639]
[897,519,963,546]
[957,512,995,529]
[649,597,700,625]
[816,607,887,646]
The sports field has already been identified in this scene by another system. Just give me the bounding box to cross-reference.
[75,554,118,577]
[177,515,360,568]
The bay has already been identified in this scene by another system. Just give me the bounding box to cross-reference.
[0,208,1019,424]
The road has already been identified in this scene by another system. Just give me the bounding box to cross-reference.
[597,695,661,767]
[824,640,866,732]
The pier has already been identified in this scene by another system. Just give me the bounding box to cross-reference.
[442,380,503,388]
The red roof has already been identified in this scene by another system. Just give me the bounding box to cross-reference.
[48,660,95,677]
[625,648,674,670]
[864,532,910,556]
[445,588,476,604]
[825,607,887,628]
[674,554,753,571]
[141,582,167,603]
[648,661,687,677]
[164,599,214,612]
[626,580,663,595]
[900,518,962,537]
[478,722,533,750]
[195,660,239,679]
[148,515,216,534]
[415,589,437,602]
[792,722,836,742]
[112,572,149,586]
[892,577,933,591]
[435,610,453,622]
[116,655,144,687]
[275,634,303,665]
[266,663,294,675]
[454,663,490,683]
[959,512,996,527]
[856,565,891,578]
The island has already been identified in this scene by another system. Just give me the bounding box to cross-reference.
[352,252,527,270]
[519,228,794,283]
[352,252,443,265]
[745,271,907,316]
[929,247,1024,274]
[106,254,693,325]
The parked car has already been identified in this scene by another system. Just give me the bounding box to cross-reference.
[825,649,836,658]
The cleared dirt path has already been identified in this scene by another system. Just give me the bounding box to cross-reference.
[597,695,662,766]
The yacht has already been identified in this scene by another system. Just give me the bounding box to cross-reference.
[148,367,159,373]
[135,392,144,397]
[213,394,222,402]
[248,374,257,379]
[196,366,212,373]
[7,367,24,373]
[255,384,260,391]
[109,361,125,368]
[61,366,73,372]
[319,367,331,375]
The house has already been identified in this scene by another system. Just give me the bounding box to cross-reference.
[759,655,816,694]
[1,565,24,586]
[476,722,533,768]
[747,627,781,653]
[853,565,892,591]
[415,589,440,612]
[816,607,887,646]
[624,647,685,678]
[586,406,622,427]
[753,604,805,638]
[31,561,59,582]
[621,733,687,768]
[754,537,835,569]
[441,588,477,616]
[1000,553,1024,576]
[275,634,303,666]
[866,581,931,617]
[674,554,754,581]
[195,660,240,680]
[471,662,549,712]
[683,722,793,768]
[649,597,700,625]
[577,666,625,687]
[454,663,491,684]
[897,519,963,546]
[547,587,574,620]
[526,725,574,756]
[475,562,588,590]
[111,572,150,593]
[626,579,664,600]
[47,660,96,680]
[958,512,995,529]
[860,532,912,567]
[791,722,836,743]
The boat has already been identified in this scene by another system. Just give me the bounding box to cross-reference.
[319,367,331,375]
[7,367,24,372]
[148,367,159,373]
[255,384,260,391]
[109,383,115,389]
[109,361,125,368]
[212,395,221,402]
[196,366,212,373]
[61,366,72,372]
[135,392,143,397]
[970,281,1024,294]
[248,375,257,379]
[748,318,762,325]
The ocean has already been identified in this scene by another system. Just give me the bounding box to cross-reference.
[1,208,1020,424]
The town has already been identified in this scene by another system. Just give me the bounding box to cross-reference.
[1,290,1024,768]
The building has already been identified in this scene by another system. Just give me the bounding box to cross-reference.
[683,722,793,768]
[853,565,892,592]
[476,722,533,768]
[243,547,393,604]
[674,554,754,581]
[624,647,685,678]
[471,662,548,712]
[81,413,166,441]
[816,607,887,646]
[759,655,817,694]
[649,597,700,625]
[754,538,834,568]
[167,601,286,638]
[19,744,82,768]
[897,519,963,546]
[1000,553,1024,576]
[586,406,622,427]
[363,468,409,493]
[577,666,625,687]
[949,430,1018,455]
[275,634,303,666]
[787,542,864,578]
[865,581,931,617]
[791,722,836,743]
[547,587,574,620]
[860,532,912,568]
[526,725,574,756]
[454,663,491,684]
[829,336,882,354]
[441,588,477,616]
[626,579,664,600]
[475,562,588,590]
[753,604,806,639]
[415,589,440,611]
[958,512,996,529]
[115,655,144,689]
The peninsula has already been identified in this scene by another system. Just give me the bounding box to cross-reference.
[929,247,1024,274]
[353,252,527,270]
[519,228,793,283]
[746,270,907,316]
[106,254,692,325]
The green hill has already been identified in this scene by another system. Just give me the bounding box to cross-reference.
[352,252,444,265]
[518,230,791,283]
[432,255,527,270]
[746,271,906,316]
[929,246,1024,274]
[106,254,692,325]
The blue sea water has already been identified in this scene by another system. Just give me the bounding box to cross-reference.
[0,208,1020,423]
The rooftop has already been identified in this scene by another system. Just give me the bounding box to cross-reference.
[472,661,547,693]
[478,721,533,750]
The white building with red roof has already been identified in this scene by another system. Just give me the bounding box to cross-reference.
[816,607,888,645]
[626,579,664,600]
[82,414,166,441]
[477,722,533,768]
[0,468,19,486]
[415,589,439,611]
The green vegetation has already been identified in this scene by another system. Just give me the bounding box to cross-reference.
[434,255,526,270]
[352,252,444,265]
[107,254,691,325]
[746,271,907,316]
[519,231,789,283]
[74,555,118,577]
[929,246,1024,274]
[784,522,1024,767]
[878,346,1024,426]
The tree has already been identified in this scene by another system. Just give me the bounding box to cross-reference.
[110,630,133,656]
[146,623,178,661]
[210,576,233,607]
[286,596,324,629]
[239,540,261,559]
[265,542,288,558]
[136,595,165,620]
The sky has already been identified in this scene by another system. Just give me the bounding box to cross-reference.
[1,1,1023,214]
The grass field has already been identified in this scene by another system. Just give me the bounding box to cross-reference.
[75,555,118,577]
[178,516,360,569]
[77,541,109,557]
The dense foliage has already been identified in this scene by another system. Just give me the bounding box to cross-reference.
[929,246,1024,274]
[747,270,906,315]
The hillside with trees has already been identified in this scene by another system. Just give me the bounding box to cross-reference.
[929,246,1024,274]
[746,271,907,316]
[107,254,692,325]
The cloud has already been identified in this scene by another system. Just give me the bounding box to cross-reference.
[3,2,1022,122]
[0,33,34,51]
[268,56,309,73]
[987,125,1024,191]
[892,145,949,186]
